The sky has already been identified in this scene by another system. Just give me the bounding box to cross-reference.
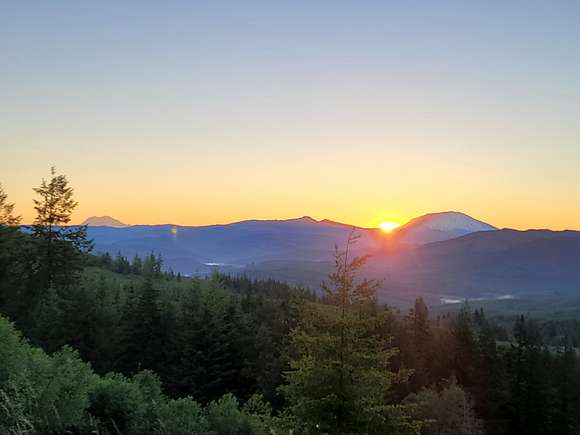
[1,1,580,229]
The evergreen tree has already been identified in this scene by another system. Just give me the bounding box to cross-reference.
[167,278,249,402]
[154,253,163,277]
[476,316,506,429]
[405,297,432,390]
[450,306,478,390]
[508,316,550,435]
[551,344,580,434]
[143,252,157,276]
[117,279,164,374]
[281,233,417,434]
[131,254,143,275]
[30,167,92,290]
[0,183,21,226]
[100,251,113,270]
[0,183,28,319]
[114,252,131,274]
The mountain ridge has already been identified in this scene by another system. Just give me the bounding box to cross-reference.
[82,211,580,306]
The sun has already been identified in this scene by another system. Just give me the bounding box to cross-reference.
[379,221,400,233]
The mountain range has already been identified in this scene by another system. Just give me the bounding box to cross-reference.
[85,212,580,307]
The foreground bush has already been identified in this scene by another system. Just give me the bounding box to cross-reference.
[0,315,279,434]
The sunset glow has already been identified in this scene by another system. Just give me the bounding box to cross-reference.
[1,3,580,231]
[379,222,401,233]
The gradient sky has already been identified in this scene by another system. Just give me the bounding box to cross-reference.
[2,2,580,229]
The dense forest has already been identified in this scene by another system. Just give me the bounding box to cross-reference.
[1,169,580,434]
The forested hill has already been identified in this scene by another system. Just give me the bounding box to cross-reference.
[4,247,580,434]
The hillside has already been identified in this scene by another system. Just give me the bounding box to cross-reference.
[246,229,580,306]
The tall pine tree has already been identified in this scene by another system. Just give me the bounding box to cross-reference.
[117,278,164,374]
[0,183,32,322]
[508,316,550,435]
[281,232,418,434]
[0,183,21,226]
[30,167,92,291]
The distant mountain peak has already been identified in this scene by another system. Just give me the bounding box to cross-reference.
[292,216,318,223]
[82,215,127,228]
[405,211,496,230]
[392,211,496,244]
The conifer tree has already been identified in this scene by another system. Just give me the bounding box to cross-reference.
[474,311,508,432]
[405,297,432,389]
[0,183,25,316]
[131,254,143,275]
[143,252,157,276]
[450,306,478,389]
[114,252,131,274]
[118,279,164,374]
[0,183,21,226]
[281,232,417,434]
[31,167,92,290]
[167,278,249,402]
[100,251,113,270]
[551,344,580,434]
[508,316,550,435]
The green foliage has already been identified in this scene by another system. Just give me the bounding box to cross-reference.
[405,378,484,435]
[166,276,251,402]
[0,183,20,226]
[0,315,282,434]
[35,346,96,431]
[398,298,433,391]
[507,316,551,435]
[30,166,92,290]
[0,317,95,433]
[551,346,580,434]
[206,394,263,434]
[89,372,146,433]
[0,202,33,322]
[281,234,414,434]
[118,278,165,374]
[449,307,478,389]
[156,397,209,434]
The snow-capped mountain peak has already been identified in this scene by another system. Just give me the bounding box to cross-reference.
[392,211,496,244]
